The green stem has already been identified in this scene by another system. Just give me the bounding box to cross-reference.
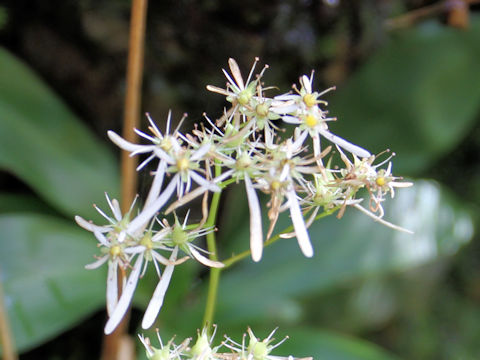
[202,165,223,329]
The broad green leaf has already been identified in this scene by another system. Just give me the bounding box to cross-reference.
[0,193,58,215]
[0,47,119,219]
[329,17,480,175]
[0,214,106,353]
[277,327,400,360]
[215,180,473,327]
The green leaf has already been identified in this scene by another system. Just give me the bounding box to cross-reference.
[0,214,106,353]
[278,327,400,360]
[329,17,480,175]
[215,180,473,327]
[0,193,58,215]
[0,47,119,219]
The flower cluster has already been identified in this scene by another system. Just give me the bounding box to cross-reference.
[76,58,412,335]
[139,327,311,360]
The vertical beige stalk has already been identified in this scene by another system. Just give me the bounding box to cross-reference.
[0,269,18,360]
[101,0,148,359]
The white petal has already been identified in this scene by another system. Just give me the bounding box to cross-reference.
[300,75,312,93]
[228,58,245,90]
[318,129,371,158]
[93,230,110,247]
[142,247,178,329]
[107,130,153,153]
[106,261,118,316]
[124,245,146,254]
[189,246,224,268]
[281,115,302,124]
[104,254,143,334]
[353,204,414,234]
[390,181,413,188]
[153,147,175,164]
[286,188,314,257]
[292,129,309,151]
[206,85,231,97]
[152,251,173,266]
[75,216,110,233]
[85,255,108,269]
[244,175,263,262]
[144,160,167,208]
[189,171,221,192]
[127,177,178,234]
[191,143,211,161]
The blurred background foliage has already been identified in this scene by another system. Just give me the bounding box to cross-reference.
[0,0,479,359]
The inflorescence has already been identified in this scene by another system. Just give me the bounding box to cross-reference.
[76,58,412,336]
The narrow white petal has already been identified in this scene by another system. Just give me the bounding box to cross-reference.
[228,58,245,90]
[106,261,118,316]
[127,177,178,234]
[244,175,263,262]
[191,143,211,161]
[75,216,110,233]
[142,248,178,329]
[107,130,152,153]
[273,94,299,101]
[390,181,413,188]
[104,254,143,334]
[124,245,146,254]
[85,255,109,269]
[281,115,302,124]
[318,129,371,158]
[189,246,224,268]
[136,154,156,171]
[206,85,231,96]
[286,188,314,257]
[105,194,122,221]
[152,251,173,266]
[301,75,312,93]
[144,160,167,208]
[353,204,414,234]
[153,147,175,164]
[189,171,221,192]
[292,129,309,151]
[93,230,110,247]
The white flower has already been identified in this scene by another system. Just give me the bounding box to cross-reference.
[271,74,370,160]
[141,215,224,330]
[138,331,189,360]
[75,194,139,315]
[125,143,221,236]
[141,246,179,330]
[206,58,268,111]
[223,328,293,360]
[255,163,313,258]
[188,326,220,360]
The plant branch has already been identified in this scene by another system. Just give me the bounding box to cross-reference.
[202,165,223,330]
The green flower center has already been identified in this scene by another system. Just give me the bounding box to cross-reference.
[140,233,153,250]
[255,103,269,117]
[171,226,188,246]
[248,340,269,360]
[238,90,251,105]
